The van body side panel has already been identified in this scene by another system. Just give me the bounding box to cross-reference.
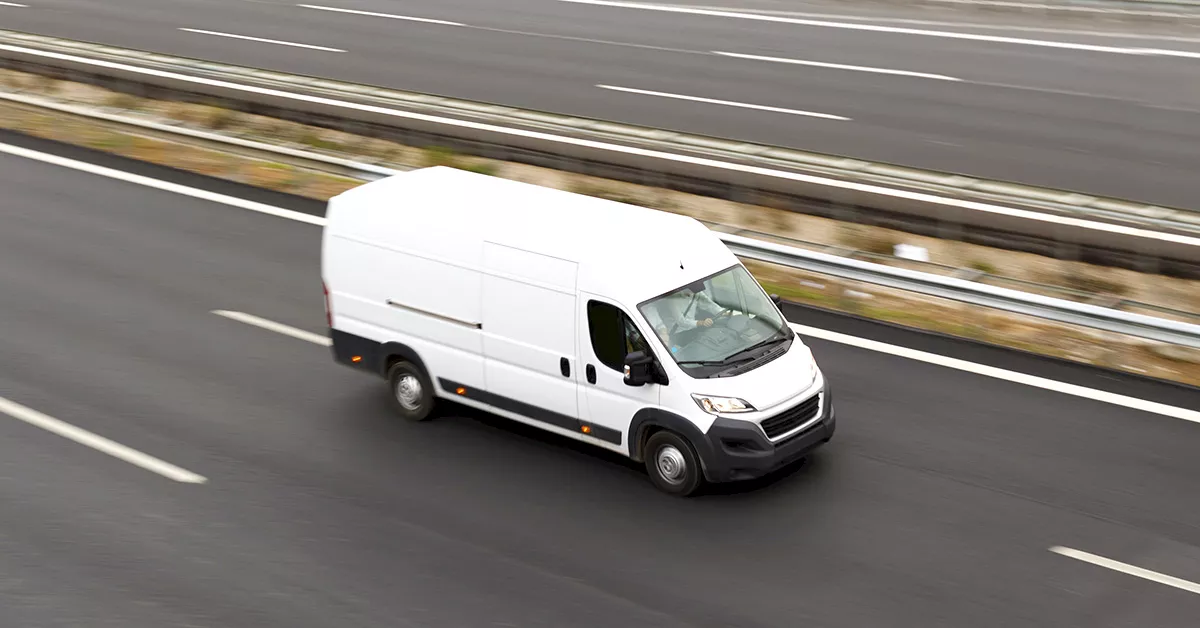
[480,243,581,425]
[325,234,486,392]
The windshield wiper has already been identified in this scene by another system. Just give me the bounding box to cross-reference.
[675,359,728,367]
[721,333,789,364]
[676,331,791,369]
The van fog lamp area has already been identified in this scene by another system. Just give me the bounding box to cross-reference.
[692,394,755,415]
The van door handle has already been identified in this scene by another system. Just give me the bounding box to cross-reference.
[560,358,571,378]
[586,364,596,384]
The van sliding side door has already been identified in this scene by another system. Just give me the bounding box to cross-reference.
[479,243,582,432]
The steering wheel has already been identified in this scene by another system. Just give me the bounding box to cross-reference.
[701,307,737,328]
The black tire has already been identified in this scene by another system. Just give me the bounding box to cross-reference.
[386,360,435,422]
[644,431,704,497]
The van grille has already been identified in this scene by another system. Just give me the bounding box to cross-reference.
[760,394,821,440]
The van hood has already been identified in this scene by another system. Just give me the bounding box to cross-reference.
[686,332,819,413]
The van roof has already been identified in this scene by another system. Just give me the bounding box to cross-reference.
[330,167,740,306]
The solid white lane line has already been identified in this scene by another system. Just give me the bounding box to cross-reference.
[1134,48,1200,60]
[212,310,332,346]
[0,395,208,484]
[558,0,1196,57]
[0,2,29,7]
[929,0,1192,18]
[0,142,328,226]
[791,324,1200,425]
[3,46,1199,250]
[1051,546,1200,596]
[297,4,464,26]
[5,136,1191,424]
[596,85,850,120]
[177,28,345,52]
[713,51,962,81]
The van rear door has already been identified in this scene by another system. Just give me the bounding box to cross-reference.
[480,242,581,432]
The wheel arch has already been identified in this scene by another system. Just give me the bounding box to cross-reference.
[380,341,430,381]
[629,408,715,478]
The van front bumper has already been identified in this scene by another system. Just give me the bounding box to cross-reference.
[699,389,835,483]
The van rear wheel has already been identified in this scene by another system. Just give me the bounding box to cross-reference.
[644,431,704,497]
[386,360,435,421]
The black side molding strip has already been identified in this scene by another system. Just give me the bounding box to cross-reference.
[438,378,622,445]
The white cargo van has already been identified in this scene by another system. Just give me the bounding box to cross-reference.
[321,167,834,495]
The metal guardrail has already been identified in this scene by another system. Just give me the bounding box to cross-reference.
[0,91,400,180]
[707,221,1200,323]
[3,29,1200,280]
[724,235,1200,349]
[5,87,1197,350]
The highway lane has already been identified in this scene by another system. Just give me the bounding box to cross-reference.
[2,134,1200,626]
[3,0,1200,208]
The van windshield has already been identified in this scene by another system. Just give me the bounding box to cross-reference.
[638,265,792,376]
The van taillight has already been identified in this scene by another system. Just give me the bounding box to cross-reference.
[323,281,332,327]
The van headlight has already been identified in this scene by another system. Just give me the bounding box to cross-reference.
[796,344,820,389]
[692,394,756,415]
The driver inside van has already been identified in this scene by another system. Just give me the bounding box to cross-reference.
[644,287,722,353]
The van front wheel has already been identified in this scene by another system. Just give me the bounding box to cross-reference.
[386,360,435,421]
[644,431,704,497]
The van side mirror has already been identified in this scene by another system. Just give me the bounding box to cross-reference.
[623,351,657,387]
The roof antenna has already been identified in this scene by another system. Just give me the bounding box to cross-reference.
[679,260,685,270]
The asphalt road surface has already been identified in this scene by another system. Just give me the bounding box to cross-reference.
[3,0,1200,208]
[1,129,1200,627]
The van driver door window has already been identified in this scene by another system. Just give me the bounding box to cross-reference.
[578,296,660,448]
